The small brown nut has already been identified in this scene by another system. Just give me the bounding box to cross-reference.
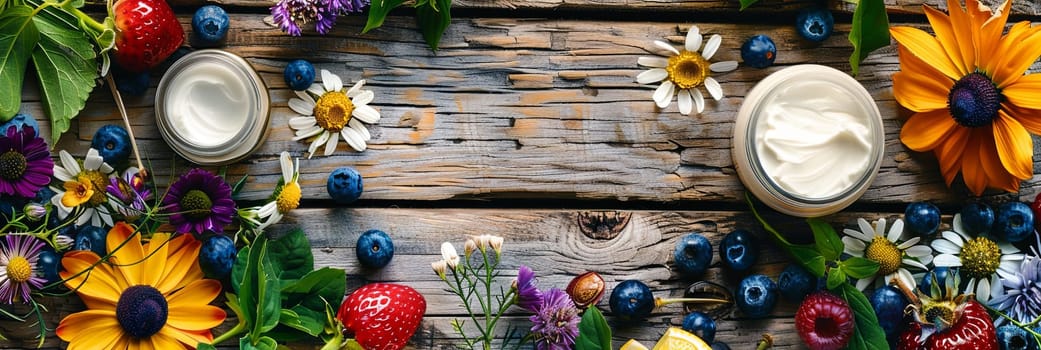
[566,271,606,308]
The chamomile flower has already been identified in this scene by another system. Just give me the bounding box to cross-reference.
[931,214,1025,302]
[843,218,933,291]
[636,25,738,115]
[255,151,301,230]
[50,149,116,227]
[288,70,379,158]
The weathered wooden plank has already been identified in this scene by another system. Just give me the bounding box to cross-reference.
[0,208,909,349]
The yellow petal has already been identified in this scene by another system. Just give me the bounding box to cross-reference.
[1002,74,1041,110]
[892,70,951,112]
[160,326,213,347]
[1003,103,1041,135]
[984,22,1035,76]
[943,0,978,70]
[891,26,963,80]
[140,233,170,288]
[56,309,118,342]
[993,111,1034,180]
[167,279,222,307]
[936,127,970,186]
[975,0,1011,65]
[166,305,227,331]
[129,337,154,350]
[995,25,1041,88]
[149,333,185,350]
[154,234,203,293]
[923,5,969,74]
[106,222,145,286]
[60,251,123,302]
[900,109,958,151]
[961,131,987,196]
[979,132,1021,193]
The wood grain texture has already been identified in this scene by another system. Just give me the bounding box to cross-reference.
[0,208,907,349]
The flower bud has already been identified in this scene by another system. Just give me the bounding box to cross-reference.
[441,242,460,269]
[464,239,477,258]
[488,235,504,255]
[23,203,46,221]
[472,235,489,253]
[566,271,605,308]
[431,260,448,280]
[54,234,75,251]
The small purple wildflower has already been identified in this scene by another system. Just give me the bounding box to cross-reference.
[107,168,152,221]
[530,288,580,350]
[516,265,543,312]
[0,235,46,304]
[270,0,370,36]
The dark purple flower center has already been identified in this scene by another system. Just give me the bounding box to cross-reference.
[0,150,27,181]
[116,285,168,338]
[180,189,213,219]
[948,72,1002,128]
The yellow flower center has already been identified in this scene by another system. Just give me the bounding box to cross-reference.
[83,170,109,206]
[960,237,1001,280]
[666,51,709,90]
[865,236,902,276]
[6,256,32,283]
[276,182,301,214]
[922,300,957,327]
[62,175,95,208]
[313,91,354,132]
[180,189,213,220]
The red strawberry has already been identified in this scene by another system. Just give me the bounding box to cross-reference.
[112,0,184,73]
[337,283,426,350]
[898,299,997,350]
[794,291,855,350]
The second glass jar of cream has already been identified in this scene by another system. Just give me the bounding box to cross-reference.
[732,64,884,217]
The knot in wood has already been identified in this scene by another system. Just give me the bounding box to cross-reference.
[576,211,631,240]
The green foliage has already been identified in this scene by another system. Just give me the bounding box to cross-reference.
[0,6,39,120]
[739,0,758,10]
[363,0,452,50]
[809,219,843,261]
[268,229,314,281]
[575,307,612,350]
[837,283,890,349]
[849,0,890,75]
[31,13,96,142]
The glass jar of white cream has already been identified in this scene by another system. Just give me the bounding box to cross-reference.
[732,64,884,217]
[155,49,271,165]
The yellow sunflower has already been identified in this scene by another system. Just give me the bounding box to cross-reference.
[891,0,1041,195]
[56,222,226,349]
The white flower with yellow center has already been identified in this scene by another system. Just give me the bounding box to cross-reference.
[931,214,1024,302]
[254,151,301,230]
[289,70,379,158]
[636,25,738,115]
[50,149,116,227]
[842,218,933,291]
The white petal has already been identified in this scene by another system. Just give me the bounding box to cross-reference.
[84,149,103,171]
[324,132,340,156]
[308,132,330,157]
[1002,253,1026,262]
[890,219,906,240]
[931,239,961,254]
[677,89,693,115]
[999,243,1021,255]
[307,83,325,97]
[896,269,917,291]
[653,40,680,56]
[293,126,323,141]
[352,105,381,124]
[842,228,870,243]
[289,98,315,116]
[637,56,669,68]
[874,218,887,237]
[917,253,933,266]
[685,26,702,52]
[855,276,874,291]
[933,254,963,267]
[636,68,669,85]
[294,89,315,104]
[857,218,874,240]
[701,34,722,60]
[279,151,294,181]
[653,81,675,108]
[353,90,375,106]
[59,150,80,174]
[54,167,74,182]
[704,77,723,101]
[98,208,113,227]
[341,127,367,152]
[76,207,94,226]
[289,117,317,130]
[952,214,966,235]
[897,236,921,250]
[941,230,965,247]
[886,221,903,242]
[902,258,927,270]
[692,89,705,113]
[990,274,1004,300]
[709,61,738,73]
[1001,260,1023,273]
[1002,273,1023,289]
[841,236,866,255]
[904,245,933,258]
[347,80,366,98]
[349,119,371,141]
[976,278,991,302]
[322,70,343,92]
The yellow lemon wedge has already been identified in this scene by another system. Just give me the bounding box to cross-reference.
[651,327,712,350]
[621,339,650,350]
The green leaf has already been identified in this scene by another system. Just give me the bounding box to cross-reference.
[32,14,97,143]
[232,175,250,196]
[232,245,251,295]
[281,267,346,312]
[808,218,843,261]
[415,0,451,51]
[362,0,405,33]
[241,336,278,350]
[238,242,263,329]
[197,343,217,350]
[837,283,889,350]
[268,229,314,280]
[840,257,880,280]
[826,267,846,290]
[574,307,612,350]
[345,339,365,350]
[0,5,40,121]
[791,246,826,276]
[848,0,890,75]
[280,306,326,336]
[739,0,758,10]
[254,251,282,336]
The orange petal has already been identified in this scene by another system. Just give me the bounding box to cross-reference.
[975,0,1011,64]
[923,5,969,75]
[1002,74,1041,110]
[961,130,987,196]
[995,25,1041,88]
[900,109,959,151]
[160,326,214,347]
[166,305,227,331]
[106,222,145,286]
[129,337,154,350]
[167,279,222,307]
[150,332,186,350]
[56,309,118,342]
[936,127,970,186]
[993,111,1034,180]
[60,252,123,302]
[944,0,978,70]
[1002,103,1041,134]
[892,70,951,112]
[891,26,963,80]
[985,22,1037,76]
[140,233,170,288]
[155,234,203,293]
[979,132,1021,192]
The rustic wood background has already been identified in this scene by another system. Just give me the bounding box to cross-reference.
[2,0,1041,348]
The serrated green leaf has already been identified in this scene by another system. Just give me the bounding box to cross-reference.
[838,283,889,350]
[808,218,843,261]
[415,0,451,50]
[32,14,97,143]
[268,229,314,280]
[840,257,880,280]
[849,0,890,75]
[362,0,405,33]
[739,0,758,10]
[0,6,40,121]
[826,267,846,290]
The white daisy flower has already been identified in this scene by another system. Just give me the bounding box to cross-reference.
[254,151,301,230]
[842,217,933,291]
[50,149,116,227]
[931,214,1025,303]
[636,25,739,115]
[289,69,380,158]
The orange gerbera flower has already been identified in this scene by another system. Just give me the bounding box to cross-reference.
[891,0,1041,195]
[56,222,226,349]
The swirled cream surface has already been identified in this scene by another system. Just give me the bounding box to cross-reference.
[164,60,250,148]
[753,79,874,199]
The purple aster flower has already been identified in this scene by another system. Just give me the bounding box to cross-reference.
[0,125,52,198]
[107,168,152,221]
[990,254,1041,326]
[270,0,369,36]
[530,288,580,350]
[516,265,543,312]
[0,235,46,304]
[161,168,235,235]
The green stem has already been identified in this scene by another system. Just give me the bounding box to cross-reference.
[212,319,248,345]
[481,250,495,350]
[756,334,773,350]
[69,6,105,32]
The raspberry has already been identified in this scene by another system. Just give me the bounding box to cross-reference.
[795,292,855,350]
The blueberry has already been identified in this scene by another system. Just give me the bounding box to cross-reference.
[681,312,716,343]
[284,59,317,91]
[740,35,777,69]
[905,202,941,236]
[710,342,732,350]
[112,65,150,96]
[778,264,816,302]
[673,233,712,278]
[795,7,834,42]
[37,250,63,287]
[997,325,1037,350]
[199,235,237,279]
[0,113,40,137]
[356,229,394,268]
[719,229,757,272]
[870,285,909,339]
[33,187,55,205]
[75,225,108,256]
[609,280,655,321]
[46,211,76,241]
[192,5,230,46]
[91,125,133,168]
[960,202,995,235]
[327,167,363,204]
[918,267,954,296]
[995,202,1034,243]
[736,274,777,318]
